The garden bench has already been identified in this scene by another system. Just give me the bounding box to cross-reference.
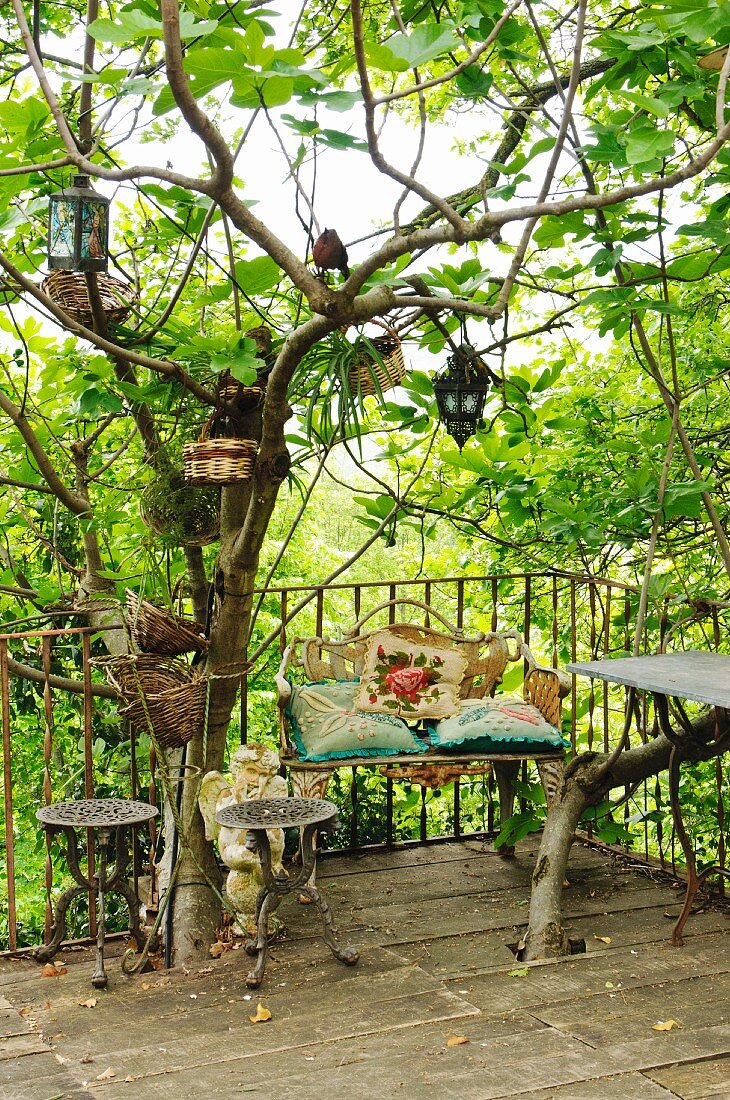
[276,599,569,843]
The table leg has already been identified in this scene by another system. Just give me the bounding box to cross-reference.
[91,827,110,989]
[297,824,359,967]
[656,695,730,946]
[34,826,92,965]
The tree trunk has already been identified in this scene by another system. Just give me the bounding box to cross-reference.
[521,713,725,960]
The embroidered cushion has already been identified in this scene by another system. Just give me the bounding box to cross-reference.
[286,680,428,762]
[428,697,565,754]
[356,631,467,720]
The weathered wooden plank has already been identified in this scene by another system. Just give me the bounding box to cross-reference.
[0,1051,88,1100]
[444,933,730,1013]
[499,1074,682,1099]
[646,1055,730,1098]
[532,972,730,1046]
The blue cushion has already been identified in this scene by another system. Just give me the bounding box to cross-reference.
[286,680,429,763]
[428,697,565,754]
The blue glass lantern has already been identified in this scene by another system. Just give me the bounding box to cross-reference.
[47,174,110,272]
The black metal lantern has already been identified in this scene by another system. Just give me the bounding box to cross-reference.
[47,174,110,272]
[433,342,494,449]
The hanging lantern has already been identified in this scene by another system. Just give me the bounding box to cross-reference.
[47,174,110,272]
[433,342,493,450]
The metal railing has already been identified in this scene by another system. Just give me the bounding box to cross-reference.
[1,571,727,952]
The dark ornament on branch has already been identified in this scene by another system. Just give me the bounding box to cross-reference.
[313,228,350,279]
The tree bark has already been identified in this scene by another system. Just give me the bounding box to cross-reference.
[522,714,725,960]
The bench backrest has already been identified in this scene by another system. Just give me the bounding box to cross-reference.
[289,598,526,701]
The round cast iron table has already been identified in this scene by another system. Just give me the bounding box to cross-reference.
[35,798,158,988]
[215,797,359,988]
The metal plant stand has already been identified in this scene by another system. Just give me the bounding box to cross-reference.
[216,797,360,988]
[34,798,158,988]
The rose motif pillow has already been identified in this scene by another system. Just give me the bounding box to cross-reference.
[356,632,467,720]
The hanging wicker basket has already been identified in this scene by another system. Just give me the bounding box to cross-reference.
[126,589,208,655]
[41,270,138,326]
[183,422,257,485]
[93,653,192,697]
[140,467,220,547]
[119,675,208,750]
[348,322,405,397]
[216,373,266,414]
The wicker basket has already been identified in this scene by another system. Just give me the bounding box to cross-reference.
[216,374,266,412]
[41,270,138,326]
[94,653,192,697]
[183,424,257,485]
[126,589,208,655]
[348,322,405,397]
[140,469,220,547]
[119,675,208,749]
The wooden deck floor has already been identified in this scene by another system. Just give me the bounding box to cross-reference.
[0,837,728,1100]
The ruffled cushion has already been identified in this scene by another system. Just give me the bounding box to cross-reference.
[356,631,467,720]
[287,680,429,763]
[428,697,565,754]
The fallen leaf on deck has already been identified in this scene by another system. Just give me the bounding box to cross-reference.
[593,935,612,944]
[80,1054,94,1064]
[78,998,97,1008]
[652,1019,681,1031]
[96,1067,116,1080]
[124,1075,138,1082]
[209,941,230,958]
[446,1035,470,1047]
[508,967,529,978]
[197,966,214,976]
[18,1007,31,1018]
[41,963,67,977]
[248,1003,272,1024]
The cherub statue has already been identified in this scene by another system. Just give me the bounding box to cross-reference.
[199,744,289,935]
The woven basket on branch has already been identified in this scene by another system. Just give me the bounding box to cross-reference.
[119,675,209,750]
[348,322,405,397]
[140,466,220,547]
[183,424,257,485]
[126,589,208,655]
[41,270,138,326]
[216,373,266,413]
[93,653,192,697]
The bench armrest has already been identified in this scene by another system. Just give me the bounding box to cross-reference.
[521,643,570,728]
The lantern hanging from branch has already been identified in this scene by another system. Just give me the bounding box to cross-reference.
[47,174,110,272]
[433,339,496,450]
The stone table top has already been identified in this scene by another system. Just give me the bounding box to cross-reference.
[567,650,730,709]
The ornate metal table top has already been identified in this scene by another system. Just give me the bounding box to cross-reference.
[36,798,158,828]
[216,797,338,831]
[567,651,730,709]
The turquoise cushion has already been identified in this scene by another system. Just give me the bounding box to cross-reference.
[428,697,565,754]
[286,680,429,763]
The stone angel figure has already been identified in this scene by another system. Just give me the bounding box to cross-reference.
[198,744,289,934]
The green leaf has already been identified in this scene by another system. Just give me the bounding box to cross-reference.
[366,25,460,72]
[234,255,282,294]
[621,90,670,118]
[456,66,493,97]
[89,11,217,43]
[624,127,675,166]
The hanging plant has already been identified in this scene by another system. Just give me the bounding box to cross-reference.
[140,460,220,546]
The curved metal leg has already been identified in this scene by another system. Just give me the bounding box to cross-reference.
[33,885,87,963]
[297,884,359,966]
[244,891,281,988]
